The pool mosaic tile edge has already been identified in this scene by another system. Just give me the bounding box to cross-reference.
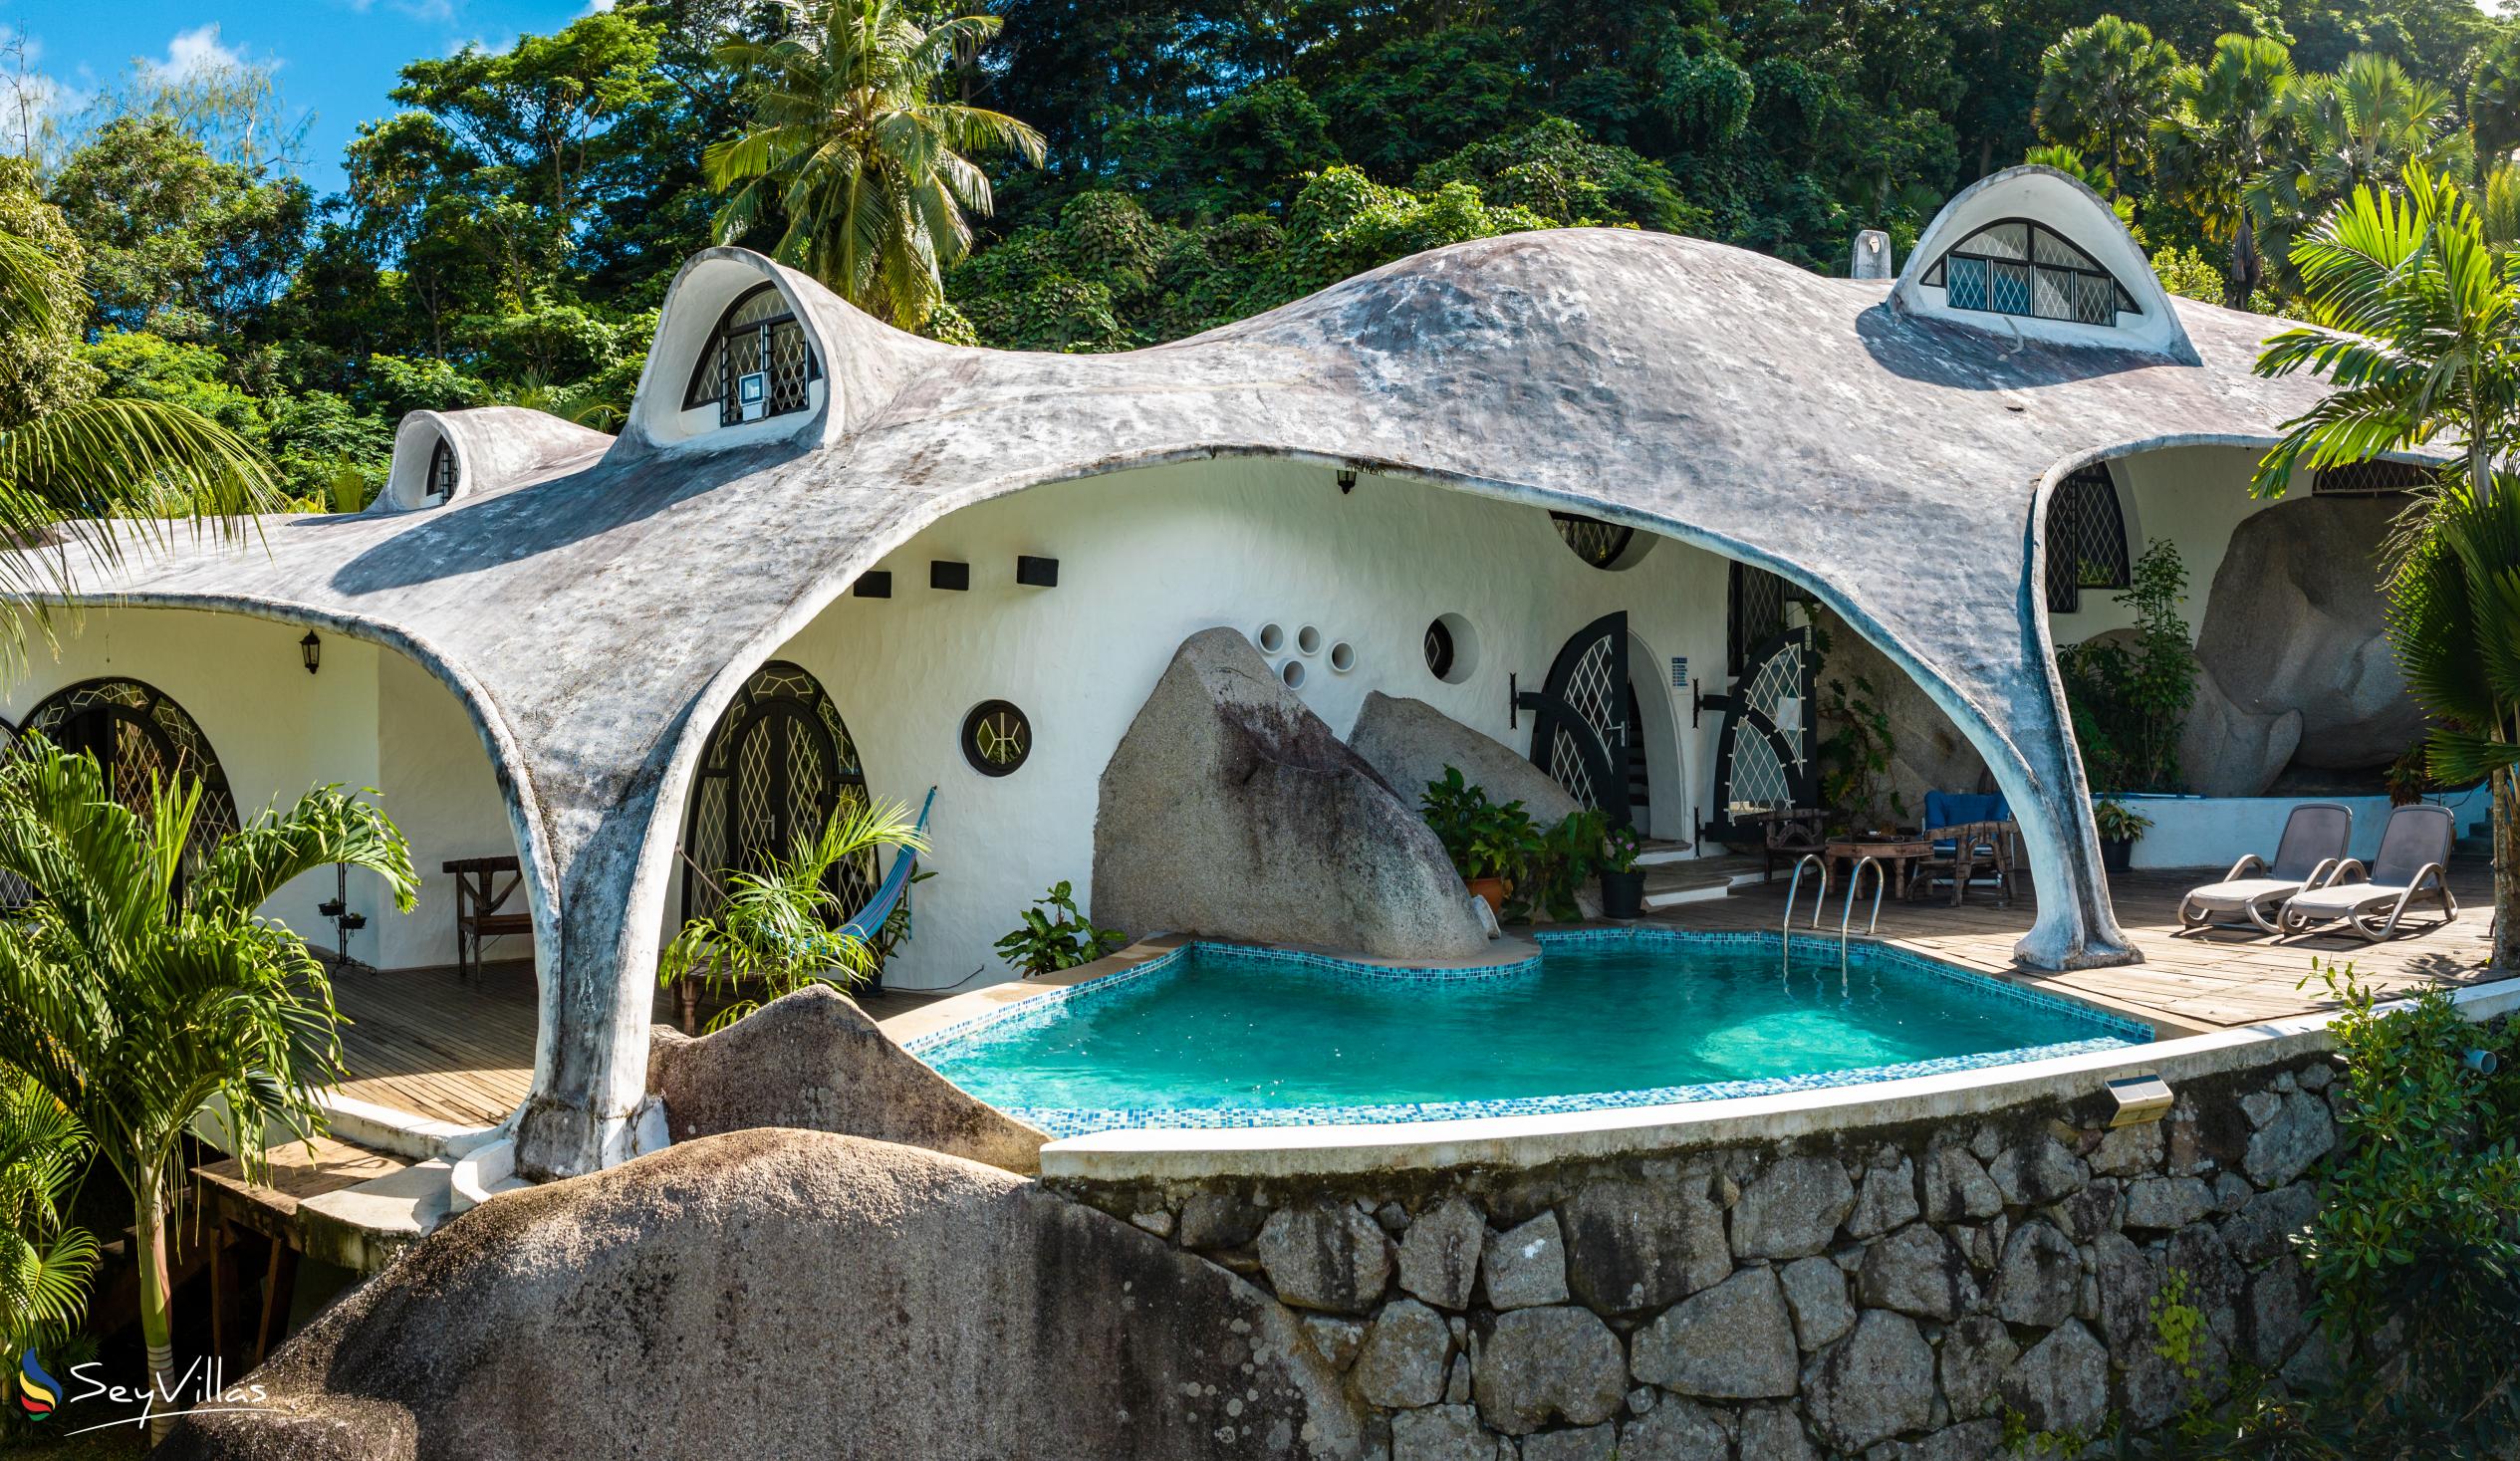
[994,1036,2142,1137]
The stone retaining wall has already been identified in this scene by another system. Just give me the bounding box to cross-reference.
[1052,1055,2341,1460]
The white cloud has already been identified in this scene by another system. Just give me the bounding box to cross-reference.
[582,0,619,13]
[139,23,262,85]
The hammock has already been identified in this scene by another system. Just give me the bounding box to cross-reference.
[835,785,937,945]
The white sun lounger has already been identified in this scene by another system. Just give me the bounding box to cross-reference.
[2280,802,2459,942]
[2177,801,2351,935]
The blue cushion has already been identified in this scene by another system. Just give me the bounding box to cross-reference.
[1924,791,2010,830]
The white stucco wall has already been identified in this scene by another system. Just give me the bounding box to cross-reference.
[703,457,1735,992]
[0,608,516,970]
[374,647,523,968]
[2047,443,2279,647]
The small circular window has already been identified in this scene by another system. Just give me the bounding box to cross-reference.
[960,700,1031,777]
[1423,619,1455,679]
[1551,511,1637,570]
[1425,613,1478,684]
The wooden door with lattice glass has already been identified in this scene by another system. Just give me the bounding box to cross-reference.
[1704,625,1816,843]
[1521,611,1634,828]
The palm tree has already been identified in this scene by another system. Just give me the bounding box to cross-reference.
[705,0,1045,330]
[2471,35,2520,162]
[2149,33,2295,308]
[2253,164,2520,965]
[0,224,274,656]
[2034,17,2179,201]
[0,739,416,1438]
[661,795,926,1031]
[2485,162,2520,255]
[2385,471,2520,971]
[0,1068,96,1395]
[2247,53,2466,293]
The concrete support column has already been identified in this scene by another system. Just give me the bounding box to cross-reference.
[510,798,671,1181]
[1941,657,2133,971]
[1842,600,2134,971]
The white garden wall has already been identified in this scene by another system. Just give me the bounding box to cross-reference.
[723,457,1735,992]
[2120,786,2489,869]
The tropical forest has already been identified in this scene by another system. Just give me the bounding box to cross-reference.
[3,0,2515,510]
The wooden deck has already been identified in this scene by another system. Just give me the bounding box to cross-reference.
[328,961,946,1128]
[1666,860,2500,1036]
[324,863,2502,1129]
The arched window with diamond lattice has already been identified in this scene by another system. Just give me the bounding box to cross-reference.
[679,661,873,928]
[2043,462,2132,613]
[681,284,824,428]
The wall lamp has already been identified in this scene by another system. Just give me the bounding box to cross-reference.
[1337,469,1358,494]
[300,630,322,675]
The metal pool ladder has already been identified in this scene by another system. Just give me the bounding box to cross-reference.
[1781,853,1830,966]
[1839,854,1886,977]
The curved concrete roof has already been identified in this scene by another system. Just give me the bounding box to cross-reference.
[6,177,2336,1176]
[377,406,615,514]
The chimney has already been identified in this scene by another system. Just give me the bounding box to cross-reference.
[1850,230,1893,281]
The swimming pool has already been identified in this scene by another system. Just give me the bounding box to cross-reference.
[909,930,2152,1136]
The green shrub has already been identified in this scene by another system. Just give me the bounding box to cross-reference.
[2126,962,2520,1456]
[1419,766,1545,886]
[2092,797,2154,843]
[2297,961,2520,1447]
[2059,539,2197,793]
[659,799,929,1029]
[994,880,1126,977]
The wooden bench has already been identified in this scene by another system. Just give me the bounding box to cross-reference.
[443,855,531,981]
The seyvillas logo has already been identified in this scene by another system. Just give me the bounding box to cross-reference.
[17,1349,58,1417]
[17,1353,272,1436]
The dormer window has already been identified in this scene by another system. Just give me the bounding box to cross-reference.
[1920,221,2138,327]
[426,438,457,502]
[681,283,821,427]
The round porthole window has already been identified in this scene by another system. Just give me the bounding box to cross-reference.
[1297,624,1324,655]
[1424,619,1455,678]
[960,700,1032,777]
[1256,622,1286,653]
[1425,613,1478,684]
[1280,660,1307,689]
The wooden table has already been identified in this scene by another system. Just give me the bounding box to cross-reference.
[1824,838,1934,901]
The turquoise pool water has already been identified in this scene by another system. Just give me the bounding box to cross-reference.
[915,933,2150,1135]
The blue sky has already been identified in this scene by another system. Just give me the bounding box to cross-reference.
[7,0,601,196]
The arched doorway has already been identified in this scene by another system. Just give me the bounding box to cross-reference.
[678,661,873,924]
[21,678,240,869]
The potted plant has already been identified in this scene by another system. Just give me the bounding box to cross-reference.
[1598,821,1646,919]
[1421,766,1540,915]
[2093,797,2152,874]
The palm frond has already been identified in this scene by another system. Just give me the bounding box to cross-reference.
[188,786,419,923]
